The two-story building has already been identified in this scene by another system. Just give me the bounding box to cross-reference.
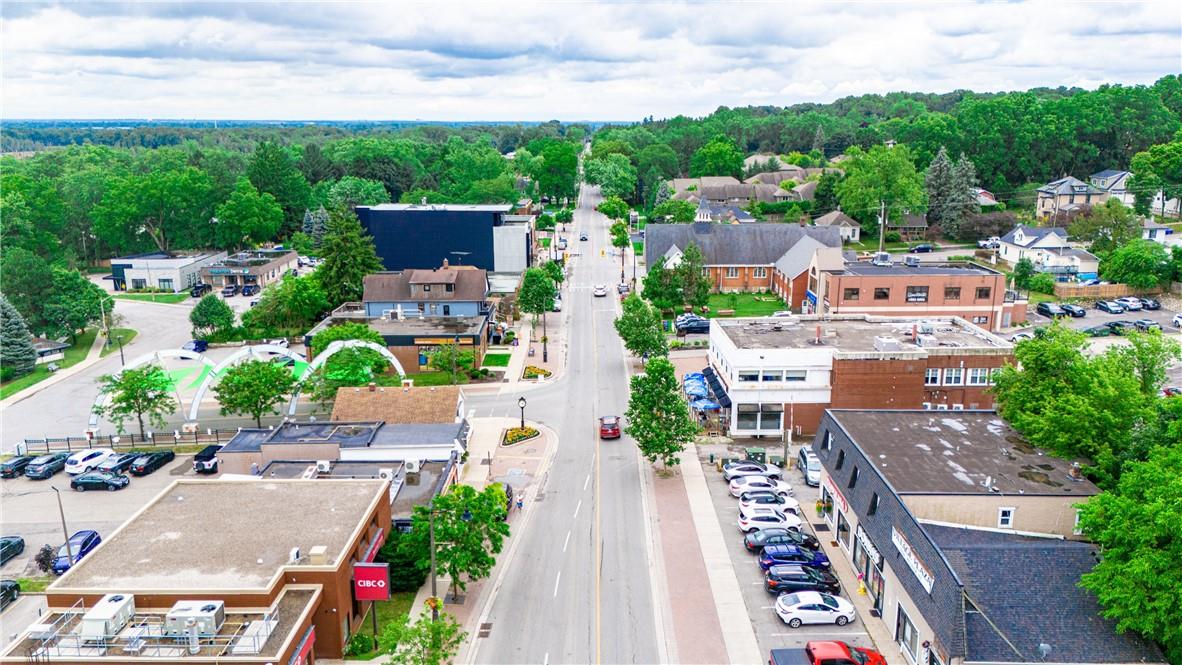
[359,263,489,319]
[1035,176,1109,219]
[997,225,1098,282]
[354,203,531,275]
[1089,169,1134,207]
[812,210,861,243]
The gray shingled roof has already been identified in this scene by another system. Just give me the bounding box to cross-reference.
[1000,224,1068,248]
[363,268,488,302]
[813,210,859,227]
[645,223,841,267]
[1038,176,1103,196]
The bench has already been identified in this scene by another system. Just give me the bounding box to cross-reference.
[717,309,735,317]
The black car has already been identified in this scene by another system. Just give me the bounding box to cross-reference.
[1035,302,1066,318]
[744,527,821,553]
[1096,300,1125,314]
[0,456,34,479]
[676,315,711,335]
[24,452,70,480]
[0,536,25,566]
[190,283,212,298]
[70,471,130,492]
[765,564,841,596]
[579,233,589,241]
[1105,320,1136,335]
[129,450,176,476]
[182,339,209,353]
[0,580,19,612]
[95,452,140,474]
[909,244,934,253]
[1059,304,1086,317]
[1139,298,1161,310]
[1082,325,1112,337]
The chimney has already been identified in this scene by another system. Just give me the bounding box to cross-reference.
[1068,462,1083,481]
[442,258,449,269]
[912,324,917,339]
[368,382,377,392]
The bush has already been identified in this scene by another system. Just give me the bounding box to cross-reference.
[884,231,902,243]
[34,544,54,573]
[205,325,304,344]
[1028,273,1057,294]
[345,632,374,657]
[523,365,552,379]
[504,427,540,445]
[376,531,429,591]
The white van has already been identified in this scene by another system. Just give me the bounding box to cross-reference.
[797,447,821,487]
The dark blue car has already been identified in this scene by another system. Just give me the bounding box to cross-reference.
[759,543,830,571]
[52,530,101,575]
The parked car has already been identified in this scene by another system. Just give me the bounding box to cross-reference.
[1060,304,1086,317]
[130,450,176,476]
[599,416,621,439]
[64,449,117,475]
[263,338,290,351]
[1161,386,1182,397]
[51,530,101,575]
[249,299,260,307]
[1035,302,1066,318]
[1079,278,1103,286]
[70,471,130,492]
[221,284,239,297]
[769,642,887,665]
[0,579,19,612]
[1135,319,1162,332]
[775,592,856,628]
[1173,313,1182,329]
[298,255,311,266]
[739,491,801,514]
[579,233,589,241]
[765,564,841,596]
[1105,320,1136,335]
[729,475,792,498]
[1096,300,1125,314]
[182,339,209,353]
[976,237,1001,249]
[1011,331,1035,342]
[797,448,821,487]
[770,311,794,318]
[908,244,933,253]
[0,456,34,479]
[95,452,140,474]
[759,544,831,570]
[676,318,711,335]
[193,445,222,474]
[24,452,70,480]
[0,536,25,566]
[190,283,212,298]
[270,356,297,368]
[1082,325,1112,337]
[592,284,608,297]
[738,506,801,533]
[241,284,260,296]
[552,297,562,312]
[1115,297,1143,311]
[743,527,820,553]
[1139,297,1161,310]
[723,461,782,481]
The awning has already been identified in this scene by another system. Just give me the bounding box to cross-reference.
[690,398,721,411]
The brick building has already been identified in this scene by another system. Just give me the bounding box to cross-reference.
[706,315,1014,438]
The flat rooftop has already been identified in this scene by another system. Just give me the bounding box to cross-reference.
[54,479,387,591]
[829,410,1100,497]
[260,460,449,519]
[367,315,488,337]
[838,261,1001,277]
[359,203,512,213]
[716,315,1011,353]
[208,249,293,268]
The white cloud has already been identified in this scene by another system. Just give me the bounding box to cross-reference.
[1,1,1179,120]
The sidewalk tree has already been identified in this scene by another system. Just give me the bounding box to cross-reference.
[316,205,384,307]
[542,260,565,288]
[379,609,465,665]
[518,265,556,329]
[0,294,37,380]
[584,154,637,201]
[554,207,573,228]
[614,294,667,361]
[94,365,178,439]
[404,483,510,598]
[625,357,699,467]
[214,359,298,427]
[190,294,235,337]
[597,195,629,221]
[675,242,710,308]
[611,220,630,279]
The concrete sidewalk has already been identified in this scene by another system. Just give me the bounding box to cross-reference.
[0,328,108,408]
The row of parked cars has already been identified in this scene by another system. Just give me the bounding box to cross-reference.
[0,448,177,490]
[2,528,104,584]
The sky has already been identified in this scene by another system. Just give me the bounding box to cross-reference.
[2,1,1180,122]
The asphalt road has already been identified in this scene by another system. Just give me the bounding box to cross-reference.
[469,185,660,665]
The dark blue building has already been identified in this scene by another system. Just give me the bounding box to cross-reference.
[355,204,530,274]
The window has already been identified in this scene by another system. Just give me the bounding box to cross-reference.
[968,368,990,386]
[1074,511,1083,536]
[753,267,767,278]
[759,404,783,431]
[442,305,451,316]
[738,370,761,382]
[843,288,860,301]
[896,607,919,662]
[972,316,989,324]
[868,492,879,516]
[847,466,859,488]
[835,450,845,470]
[701,268,709,276]
[783,370,807,382]
[944,286,961,300]
[943,367,963,385]
[836,511,851,550]
[822,431,832,451]
[924,368,940,386]
[874,287,890,300]
[760,370,782,382]
[922,402,932,410]
[725,267,739,278]
[906,286,929,303]
[976,286,992,300]
[423,284,431,292]
[157,278,174,291]
[445,283,454,292]
[737,404,760,430]
[131,279,147,290]
[951,404,964,410]
[998,507,1015,528]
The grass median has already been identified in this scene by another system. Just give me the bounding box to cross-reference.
[0,328,98,400]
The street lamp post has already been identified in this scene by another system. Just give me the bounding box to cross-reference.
[518,397,527,430]
[116,334,126,367]
[51,487,75,565]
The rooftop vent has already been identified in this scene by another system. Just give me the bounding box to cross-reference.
[1068,462,1084,482]
[871,252,891,266]
[903,255,920,268]
[873,336,901,352]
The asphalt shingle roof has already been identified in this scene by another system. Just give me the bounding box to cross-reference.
[1000,224,1067,248]
[644,223,841,267]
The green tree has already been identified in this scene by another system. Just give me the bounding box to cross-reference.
[542,260,565,288]
[311,321,385,357]
[0,294,37,381]
[316,206,384,306]
[625,357,699,467]
[641,265,682,312]
[247,141,312,235]
[214,359,298,427]
[1069,198,1142,256]
[43,269,112,343]
[689,135,743,179]
[537,140,579,203]
[651,199,695,223]
[0,247,55,333]
[403,484,511,597]
[1101,240,1171,289]
[92,167,215,253]
[379,609,465,665]
[597,196,630,221]
[614,294,668,361]
[584,154,638,201]
[945,153,981,240]
[635,143,680,181]
[1109,330,1182,398]
[190,294,235,337]
[302,206,330,247]
[812,172,842,216]
[675,242,710,307]
[1077,444,1182,664]
[1011,258,1035,290]
[554,208,573,226]
[305,347,390,408]
[94,365,178,439]
[376,530,430,592]
[242,274,329,331]
[924,147,954,231]
[1128,140,1182,216]
[518,267,557,328]
[836,144,926,236]
[427,344,474,385]
[611,220,630,279]
[213,178,283,249]
[326,176,391,208]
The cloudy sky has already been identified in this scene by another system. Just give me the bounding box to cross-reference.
[2,1,1180,121]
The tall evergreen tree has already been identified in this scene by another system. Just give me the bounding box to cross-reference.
[302,206,330,247]
[675,242,711,307]
[946,153,981,240]
[0,294,37,380]
[924,146,955,233]
[812,125,827,153]
[247,141,312,235]
[316,206,383,307]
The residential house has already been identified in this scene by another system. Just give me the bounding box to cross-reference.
[998,225,1099,281]
[692,196,755,224]
[972,187,998,207]
[1089,169,1134,207]
[743,169,805,186]
[1143,219,1170,243]
[31,337,69,364]
[360,262,490,319]
[813,210,861,243]
[889,212,928,240]
[645,222,841,294]
[1151,190,1181,218]
[1036,176,1108,219]
[669,176,780,206]
[781,179,817,202]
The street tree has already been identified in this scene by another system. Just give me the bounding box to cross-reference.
[836,144,926,237]
[1101,240,1172,289]
[380,609,465,665]
[610,220,630,281]
[584,154,638,201]
[651,199,695,223]
[642,265,682,313]
[625,357,699,467]
[1069,199,1141,256]
[214,359,298,427]
[316,205,384,306]
[614,294,668,361]
[242,274,329,331]
[518,266,556,329]
[190,294,235,337]
[689,135,743,179]
[213,177,284,249]
[428,344,474,385]
[0,294,37,380]
[542,260,565,291]
[94,365,178,439]
[597,196,629,221]
[675,242,711,308]
[404,484,510,597]
[554,208,573,227]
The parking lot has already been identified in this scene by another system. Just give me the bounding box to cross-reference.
[700,448,877,656]
[1016,298,1181,339]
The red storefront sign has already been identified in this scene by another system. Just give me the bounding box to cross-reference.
[353,562,391,601]
[823,473,849,514]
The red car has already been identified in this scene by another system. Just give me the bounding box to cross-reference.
[599,416,621,439]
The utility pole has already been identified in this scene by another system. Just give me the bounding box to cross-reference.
[52,487,75,566]
[877,200,887,254]
[429,510,438,622]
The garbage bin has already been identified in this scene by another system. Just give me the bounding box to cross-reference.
[746,447,766,463]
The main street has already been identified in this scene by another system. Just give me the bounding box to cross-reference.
[468,185,662,664]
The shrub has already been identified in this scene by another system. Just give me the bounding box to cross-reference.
[34,544,54,573]
[504,427,540,445]
[1028,273,1057,294]
[884,231,902,243]
[345,632,373,657]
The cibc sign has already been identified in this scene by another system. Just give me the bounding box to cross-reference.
[353,562,391,601]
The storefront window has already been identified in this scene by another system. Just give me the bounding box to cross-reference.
[896,606,919,663]
[836,511,851,550]
[158,278,174,291]
[737,404,760,430]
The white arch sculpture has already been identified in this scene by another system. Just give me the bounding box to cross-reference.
[285,340,407,415]
[89,349,217,427]
[186,344,309,421]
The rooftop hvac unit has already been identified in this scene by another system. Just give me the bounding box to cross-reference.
[289,547,301,563]
[916,334,938,348]
[903,255,920,267]
[164,601,225,637]
[871,252,891,266]
[873,336,902,352]
[80,593,136,641]
[405,460,421,474]
[918,322,937,335]
[377,467,395,480]
[315,460,332,473]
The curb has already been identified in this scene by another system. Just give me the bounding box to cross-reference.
[0,333,108,409]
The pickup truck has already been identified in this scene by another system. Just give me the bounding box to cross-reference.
[977,236,1001,249]
[770,641,887,665]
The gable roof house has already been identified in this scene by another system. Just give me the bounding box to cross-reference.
[1089,169,1134,207]
[743,169,806,186]
[812,210,861,243]
[359,263,490,319]
[889,212,928,240]
[1142,218,1170,243]
[692,196,755,224]
[1036,176,1109,219]
[998,224,1099,281]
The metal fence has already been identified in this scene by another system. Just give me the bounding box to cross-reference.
[19,429,243,455]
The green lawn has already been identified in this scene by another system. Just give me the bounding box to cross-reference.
[114,292,189,304]
[705,293,788,317]
[407,370,466,386]
[16,576,52,592]
[345,591,417,660]
[0,328,98,400]
[100,328,137,358]
[482,352,511,367]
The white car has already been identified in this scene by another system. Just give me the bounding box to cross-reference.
[1115,297,1143,311]
[64,449,117,475]
[592,284,608,297]
[729,475,792,498]
[1173,313,1182,329]
[723,461,782,481]
[553,297,563,312]
[739,492,802,515]
[775,591,857,628]
[264,338,290,352]
[737,506,802,532]
[769,311,794,318]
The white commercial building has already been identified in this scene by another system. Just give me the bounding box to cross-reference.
[110,251,227,292]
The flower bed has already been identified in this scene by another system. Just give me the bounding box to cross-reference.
[503,426,540,446]
[523,365,552,380]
